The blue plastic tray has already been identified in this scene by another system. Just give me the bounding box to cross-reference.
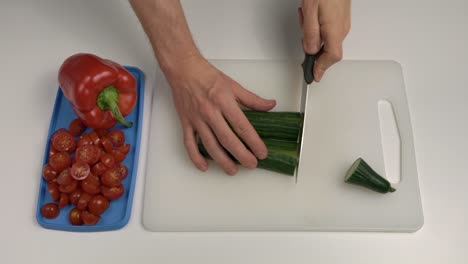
[36,66,145,232]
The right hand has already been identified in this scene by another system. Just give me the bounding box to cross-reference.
[166,55,276,175]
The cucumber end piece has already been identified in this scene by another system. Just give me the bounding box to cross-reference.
[344,157,363,181]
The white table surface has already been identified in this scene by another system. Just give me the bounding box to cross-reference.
[1,0,467,263]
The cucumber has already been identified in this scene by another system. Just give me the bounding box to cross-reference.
[242,110,303,142]
[344,158,396,193]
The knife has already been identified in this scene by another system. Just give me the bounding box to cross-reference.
[296,53,316,183]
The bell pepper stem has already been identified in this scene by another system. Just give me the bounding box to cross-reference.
[97,86,133,127]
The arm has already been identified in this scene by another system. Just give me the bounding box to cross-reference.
[130,0,276,175]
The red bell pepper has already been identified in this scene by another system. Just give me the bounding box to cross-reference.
[58,53,137,129]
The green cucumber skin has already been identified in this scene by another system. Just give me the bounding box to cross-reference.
[345,158,396,193]
[242,111,303,142]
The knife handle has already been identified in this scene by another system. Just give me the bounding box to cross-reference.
[302,53,316,84]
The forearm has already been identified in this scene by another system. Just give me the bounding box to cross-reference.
[130,0,201,77]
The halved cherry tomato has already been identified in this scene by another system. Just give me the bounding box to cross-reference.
[101,168,122,187]
[77,192,92,210]
[88,195,110,215]
[94,129,109,138]
[116,164,128,179]
[108,130,125,147]
[49,152,72,172]
[47,182,60,201]
[69,208,83,225]
[69,189,82,205]
[75,145,100,165]
[59,180,78,193]
[57,169,73,186]
[77,134,93,147]
[117,144,130,155]
[101,137,114,153]
[41,203,59,219]
[91,162,107,176]
[51,129,76,152]
[101,184,124,201]
[70,161,90,180]
[100,153,115,168]
[88,131,101,147]
[58,193,69,208]
[49,145,59,158]
[68,119,86,137]
[81,210,100,225]
[110,149,126,163]
[43,164,58,182]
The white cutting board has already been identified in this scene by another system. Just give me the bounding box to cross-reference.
[142,60,424,232]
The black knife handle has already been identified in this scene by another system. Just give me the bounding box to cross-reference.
[302,53,316,84]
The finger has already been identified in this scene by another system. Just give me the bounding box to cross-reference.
[196,121,238,176]
[222,100,268,160]
[297,7,304,26]
[232,83,276,111]
[313,27,343,82]
[206,110,258,169]
[182,123,208,172]
[301,0,321,54]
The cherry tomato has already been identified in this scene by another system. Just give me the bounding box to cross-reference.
[101,168,122,187]
[108,130,125,147]
[100,153,115,168]
[43,164,58,182]
[101,184,124,201]
[77,192,92,210]
[41,203,60,219]
[77,134,93,147]
[69,189,82,205]
[49,145,58,158]
[58,193,69,208]
[88,195,110,215]
[49,152,72,172]
[51,129,76,152]
[59,179,78,193]
[117,144,130,155]
[81,210,100,225]
[94,128,109,138]
[68,118,87,137]
[47,182,60,201]
[81,181,100,195]
[116,164,128,179]
[110,149,126,163]
[75,145,100,165]
[70,161,90,180]
[69,208,83,225]
[88,131,101,147]
[91,162,107,176]
[56,169,73,185]
[101,137,114,153]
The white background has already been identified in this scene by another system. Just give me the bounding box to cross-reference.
[1,0,467,263]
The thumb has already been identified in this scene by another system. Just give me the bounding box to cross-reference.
[233,83,276,111]
[300,1,321,54]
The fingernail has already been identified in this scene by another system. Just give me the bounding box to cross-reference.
[257,150,268,160]
[227,167,238,176]
[199,162,208,171]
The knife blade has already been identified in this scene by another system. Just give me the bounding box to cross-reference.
[296,53,316,183]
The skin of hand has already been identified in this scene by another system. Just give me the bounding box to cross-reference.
[130,0,276,175]
[299,0,351,82]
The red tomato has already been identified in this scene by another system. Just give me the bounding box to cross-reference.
[101,137,114,153]
[77,192,92,210]
[56,169,73,186]
[117,144,130,155]
[81,210,100,226]
[81,181,100,195]
[88,195,110,215]
[75,145,100,165]
[40,203,60,219]
[101,168,122,187]
[43,164,58,182]
[69,189,82,205]
[58,179,78,193]
[49,145,58,158]
[91,162,107,176]
[51,129,76,152]
[111,149,126,163]
[69,208,83,225]
[58,193,69,208]
[77,134,93,147]
[94,128,109,138]
[68,119,86,137]
[47,182,60,201]
[88,131,101,147]
[101,184,124,201]
[49,152,72,172]
[108,130,125,147]
[70,161,90,180]
[100,153,115,168]
[116,164,128,179]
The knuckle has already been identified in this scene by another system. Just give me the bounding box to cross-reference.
[330,48,343,62]
[219,134,237,151]
[234,121,251,138]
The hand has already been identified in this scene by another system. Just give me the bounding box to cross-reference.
[167,56,276,175]
[299,0,351,82]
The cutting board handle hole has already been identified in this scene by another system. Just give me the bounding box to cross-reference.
[378,99,401,185]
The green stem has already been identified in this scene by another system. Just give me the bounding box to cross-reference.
[97,86,133,127]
